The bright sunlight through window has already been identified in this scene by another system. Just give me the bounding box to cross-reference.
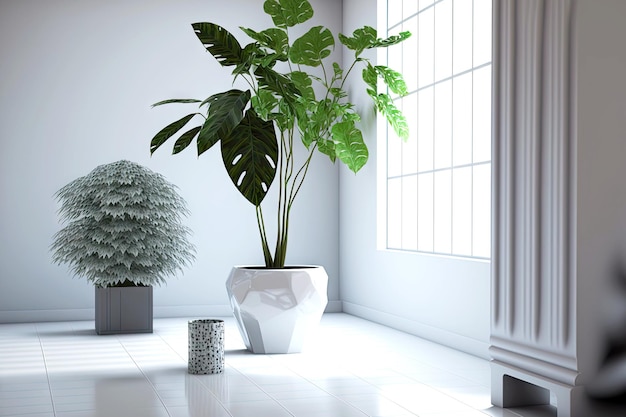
[379,0,492,259]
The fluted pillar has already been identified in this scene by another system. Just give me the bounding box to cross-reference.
[491,0,626,415]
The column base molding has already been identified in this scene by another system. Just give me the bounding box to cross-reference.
[490,339,578,385]
[491,360,585,417]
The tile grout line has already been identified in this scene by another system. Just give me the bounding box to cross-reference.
[116,333,177,417]
[237,351,410,417]
[35,323,57,417]
[392,366,493,414]
[258,340,492,417]
[224,364,299,417]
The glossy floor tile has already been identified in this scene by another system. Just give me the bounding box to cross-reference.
[0,314,550,417]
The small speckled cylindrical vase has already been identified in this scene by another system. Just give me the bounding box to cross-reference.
[188,319,224,374]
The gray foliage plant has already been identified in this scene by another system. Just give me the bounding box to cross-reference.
[51,160,196,287]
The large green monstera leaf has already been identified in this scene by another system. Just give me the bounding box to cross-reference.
[290,26,334,67]
[220,110,278,206]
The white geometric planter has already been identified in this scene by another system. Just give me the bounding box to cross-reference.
[225,265,328,354]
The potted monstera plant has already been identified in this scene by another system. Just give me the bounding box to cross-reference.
[150,0,409,353]
[51,160,196,334]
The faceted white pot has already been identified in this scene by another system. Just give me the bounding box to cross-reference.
[225,265,328,354]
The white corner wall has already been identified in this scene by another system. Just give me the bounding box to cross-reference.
[1,0,489,357]
[339,0,491,358]
[0,0,341,323]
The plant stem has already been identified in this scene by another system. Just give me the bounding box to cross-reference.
[290,144,317,206]
[256,206,273,266]
[259,44,364,269]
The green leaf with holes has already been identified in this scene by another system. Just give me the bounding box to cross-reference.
[375,65,408,96]
[290,71,315,101]
[338,26,376,57]
[370,31,412,48]
[331,120,368,173]
[373,93,409,141]
[240,27,288,63]
[290,26,334,67]
[263,0,313,28]
[220,109,278,206]
[362,62,377,94]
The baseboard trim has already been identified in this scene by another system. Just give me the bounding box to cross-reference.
[0,309,95,324]
[324,300,343,313]
[0,305,233,324]
[154,305,233,318]
[0,301,344,324]
[342,301,489,359]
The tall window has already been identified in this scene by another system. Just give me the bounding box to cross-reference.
[380,0,492,259]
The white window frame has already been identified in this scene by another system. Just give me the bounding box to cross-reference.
[377,0,492,260]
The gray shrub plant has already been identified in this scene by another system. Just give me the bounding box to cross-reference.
[51,160,196,287]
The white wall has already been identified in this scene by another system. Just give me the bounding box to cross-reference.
[0,0,341,322]
[339,0,491,358]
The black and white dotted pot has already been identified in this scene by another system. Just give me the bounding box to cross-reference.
[188,319,224,374]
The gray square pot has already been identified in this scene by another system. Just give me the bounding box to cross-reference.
[95,286,153,335]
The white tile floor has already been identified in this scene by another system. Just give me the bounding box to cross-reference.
[0,313,555,417]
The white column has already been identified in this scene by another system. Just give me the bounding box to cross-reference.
[491,0,626,415]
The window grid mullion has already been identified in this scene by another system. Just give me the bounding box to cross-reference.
[470,0,475,256]
[431,2,436,253]
[384,0,490,259]
[450,0,455,254]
